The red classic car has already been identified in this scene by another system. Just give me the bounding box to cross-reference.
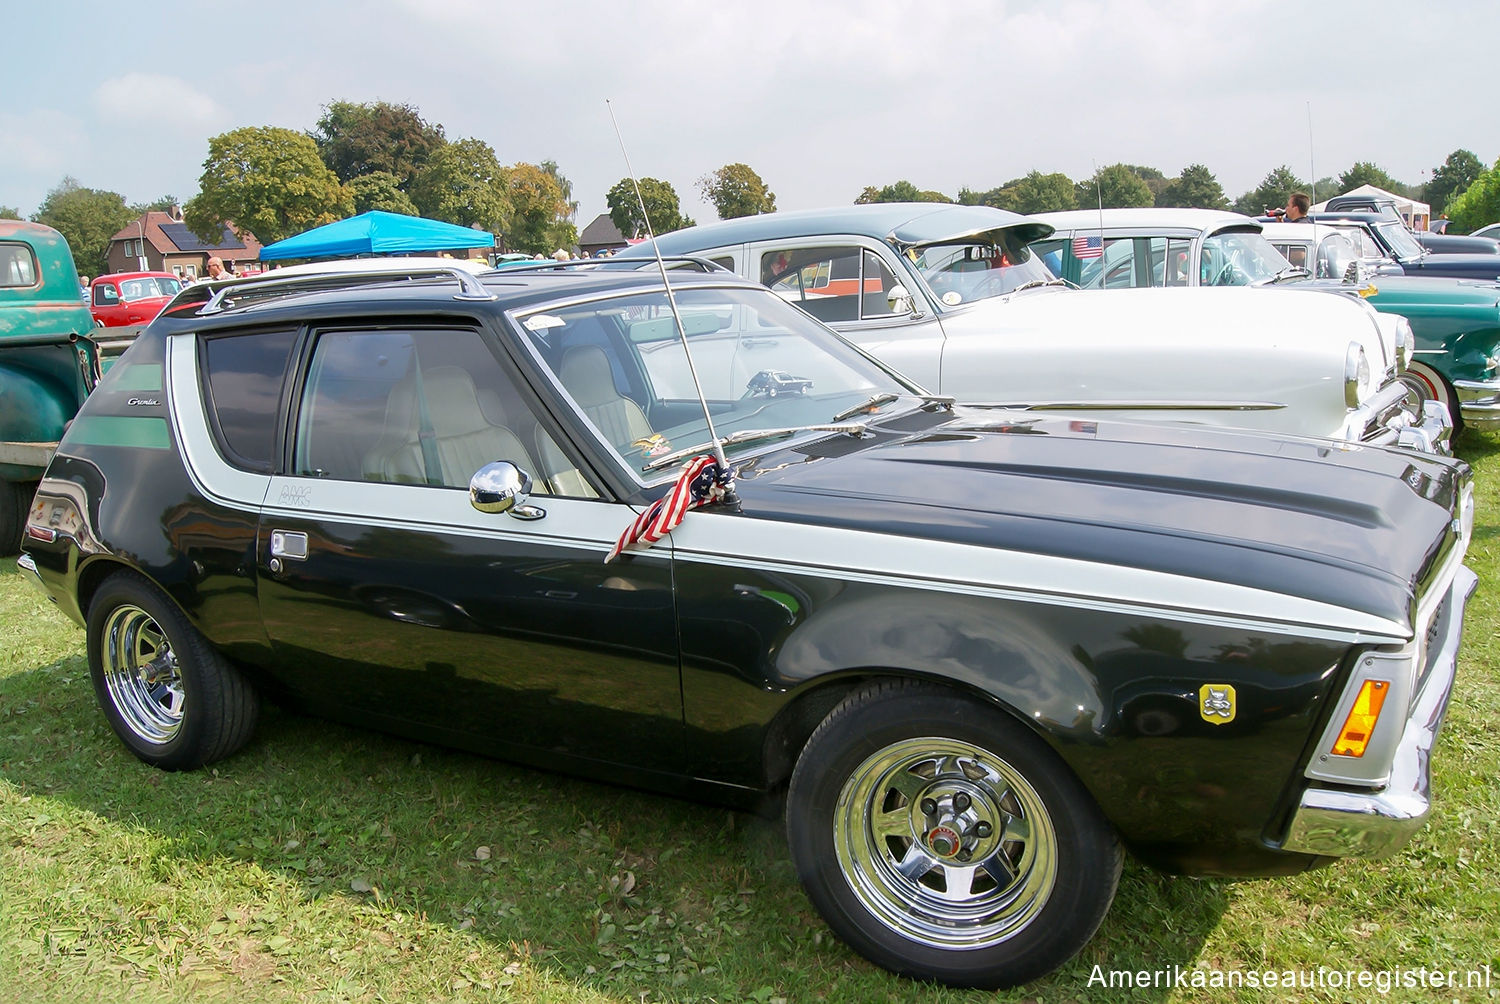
[89,271,184,327]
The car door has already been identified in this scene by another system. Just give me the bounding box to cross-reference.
[752,239,947,390]
[254,320,684,772]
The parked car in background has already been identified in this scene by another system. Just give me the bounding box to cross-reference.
[1034,208,1491,436]
[1417,232,1500,255]
[1309,212,1500,281]
[89,271,183,328]
[0,220,101,553]
[626,204,1437,451]
[1473,222,1500,241]
[19,263,1478,988]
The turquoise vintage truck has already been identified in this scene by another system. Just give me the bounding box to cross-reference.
[0,220,102,552]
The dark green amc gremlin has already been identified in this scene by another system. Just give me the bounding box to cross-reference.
[18,261,1476,988]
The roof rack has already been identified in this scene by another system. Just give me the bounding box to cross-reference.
[493,255,731,275]
[197,264,497,316]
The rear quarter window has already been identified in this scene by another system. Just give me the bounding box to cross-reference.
[200,329,299,472]
[0,243,39,287]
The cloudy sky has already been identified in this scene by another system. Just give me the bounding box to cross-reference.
[5,0,1495,231]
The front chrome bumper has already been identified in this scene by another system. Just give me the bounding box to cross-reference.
[1282,565,1477,858]
[1355,382,1451,454]
[1454,378,1500,431]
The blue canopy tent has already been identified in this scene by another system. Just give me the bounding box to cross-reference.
[259,211,495,261]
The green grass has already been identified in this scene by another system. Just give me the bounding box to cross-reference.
[4,438,1500,1004]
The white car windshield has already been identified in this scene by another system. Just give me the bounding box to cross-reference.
[1378,222,1425,259]
[909,228,1054,306]
[1198,231,1294,286]
[514,286,910,479]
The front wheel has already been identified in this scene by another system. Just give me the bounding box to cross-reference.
[1400,362,1461,436]
[786,680,1120,989]
[87,571,260,771]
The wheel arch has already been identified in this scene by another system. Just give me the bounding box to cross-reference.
[760,667,1071,795]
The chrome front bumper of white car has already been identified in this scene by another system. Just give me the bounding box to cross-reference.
[1282,564,1476,859]
[1354,382,1452,453]
[1454,378,1500,431]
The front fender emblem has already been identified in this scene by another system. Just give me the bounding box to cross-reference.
[1199,684,1236,725]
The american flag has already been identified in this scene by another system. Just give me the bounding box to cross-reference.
[1072,235,1104,260]
[605,455,733,562]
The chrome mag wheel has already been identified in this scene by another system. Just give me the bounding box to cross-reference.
[833,736,1057,949]
[100,603,185,745]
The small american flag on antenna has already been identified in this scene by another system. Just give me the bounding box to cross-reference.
[1072,235,1104,260]
[605,455,733,562]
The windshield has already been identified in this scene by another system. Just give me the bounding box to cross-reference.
[118,276,182,300]
[1378,221,1425,259]
[513,286,909,480]
[1198,231,1292,285]
[909,228,1053,306]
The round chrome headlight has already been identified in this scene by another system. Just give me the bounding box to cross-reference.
[1344,342,1370,409]
[1394,317,1414,371]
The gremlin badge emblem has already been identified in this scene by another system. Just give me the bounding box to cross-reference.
[1199,684,1236,725]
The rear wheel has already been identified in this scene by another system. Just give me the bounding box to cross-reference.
[87,571,260,770]
[0,480,34,556]
[786,680,1120,988]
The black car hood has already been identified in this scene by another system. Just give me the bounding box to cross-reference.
[730,411,1464,629]
[1405,253,1500,278]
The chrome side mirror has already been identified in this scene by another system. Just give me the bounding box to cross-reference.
[887,284,917,316]
[469,462,545,519]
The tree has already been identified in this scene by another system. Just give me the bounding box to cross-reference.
[1446,157,1500,234]
[0,207,21,220]
[1231,166,1306,216]
[697,163,776,219]
[1336,161,1404,195]
[1010,171,1076,213]
[1074,164,1153,209]
[1426,149,1484,216]
[312,100,445,189]
[1156,164,1227,210]
[852,181,951,204]
[504,162,574,254]
[31,176,136,277]
[1121,164,1169,202]
[131,195,181,214]
[347,172,418,216]
[605,177,693,238]
[408,138,510,233]
[186,127,352,245]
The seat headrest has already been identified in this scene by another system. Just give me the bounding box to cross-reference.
[559,346,618,408]
[423,366,500,436]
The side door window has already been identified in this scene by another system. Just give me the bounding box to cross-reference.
[760,245,863,324]
[293,326,598,498]
[1163,238,1193,286]
[94,284,119,307]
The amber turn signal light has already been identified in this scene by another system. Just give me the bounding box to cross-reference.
[1331,680,1390,757]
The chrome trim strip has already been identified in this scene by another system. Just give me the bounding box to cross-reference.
[1283,566,1476,858]
[964,400,1286,412]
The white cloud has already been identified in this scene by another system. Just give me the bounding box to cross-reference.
[94,73,222,127]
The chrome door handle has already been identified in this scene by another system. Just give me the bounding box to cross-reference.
[270,530,309,560]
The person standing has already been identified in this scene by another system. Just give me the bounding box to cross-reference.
[1283,192,1311,223]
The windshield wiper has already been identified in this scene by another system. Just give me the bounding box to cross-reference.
[831,393,899,421]
[831,392,955,422]
[642,423,869,472]
[1010,278,1073,294]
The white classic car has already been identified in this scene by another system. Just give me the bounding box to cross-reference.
[627,204,1443,451]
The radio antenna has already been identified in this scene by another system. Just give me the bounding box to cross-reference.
[605,99,730,472]
[1306,101,1316,202]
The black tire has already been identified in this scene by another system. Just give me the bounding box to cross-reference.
[786,679,1121,989]
[86,570,259,771]
[0,480,32,556]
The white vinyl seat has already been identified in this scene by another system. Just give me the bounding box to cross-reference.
[559,345,652,451]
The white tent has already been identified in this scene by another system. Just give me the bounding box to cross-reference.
[1313,184,1432,231]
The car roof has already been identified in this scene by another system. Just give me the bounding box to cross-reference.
[1034,207,1259,235]
[631,202,1053,254]
[1258,221,1367,241]
[158,262,763,329]
[95,271,179,282]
